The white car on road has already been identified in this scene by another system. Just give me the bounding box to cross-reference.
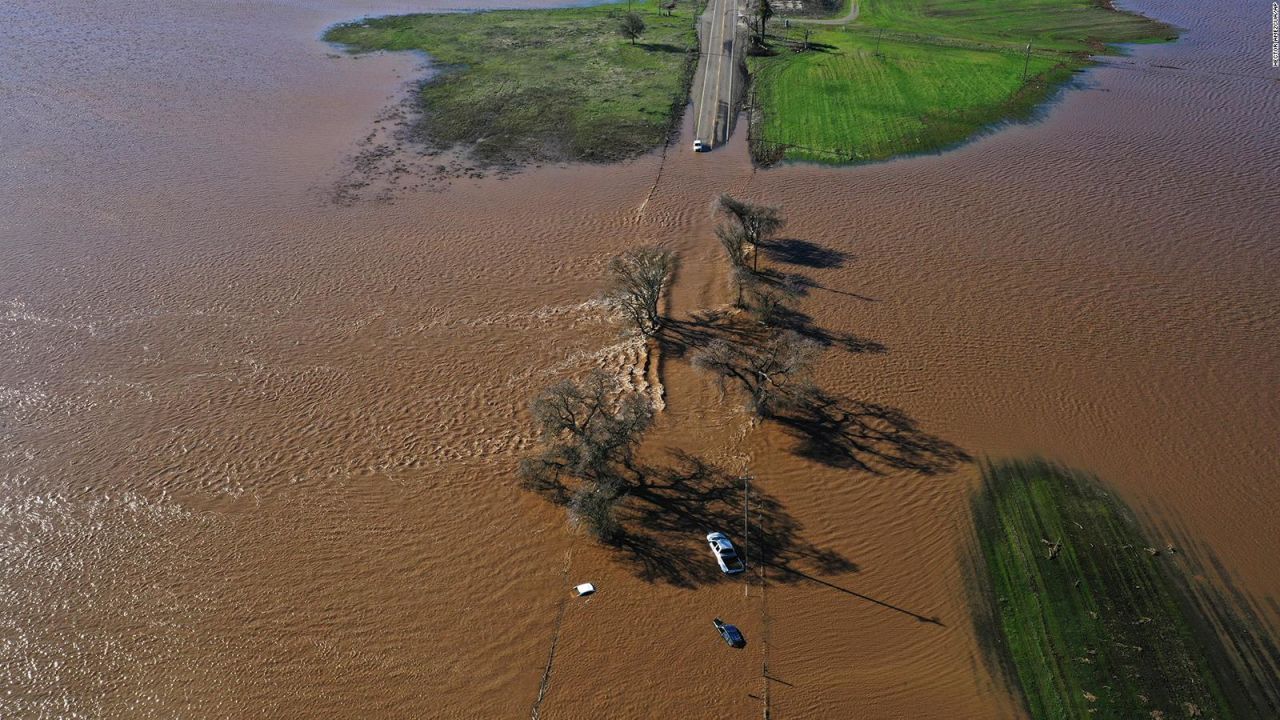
[706,532,745,574]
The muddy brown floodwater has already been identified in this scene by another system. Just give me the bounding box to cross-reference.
[2,0,1277,717]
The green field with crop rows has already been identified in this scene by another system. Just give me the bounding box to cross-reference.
[751,0,1175,163]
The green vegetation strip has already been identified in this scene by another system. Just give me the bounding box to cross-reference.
[749,0,1176,163]
[325,1,698,165]
[972,459,1239,719]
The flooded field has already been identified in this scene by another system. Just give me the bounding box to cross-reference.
[1,0,1276,717]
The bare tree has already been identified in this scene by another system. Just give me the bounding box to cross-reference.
[618,12,646,45]
[694,329,821,415]
[529,370,653,480]
[604,246,678,336]
[744,275,802,326]
[520,370,653,541]
[751,0,774,46]
[716,224,751,269]
[716,224,751,306]
[718,194,785,272]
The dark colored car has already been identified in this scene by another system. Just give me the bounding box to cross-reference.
[712,618,745,648]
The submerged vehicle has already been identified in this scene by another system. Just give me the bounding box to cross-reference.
[706,532,745,574]
[692,139,707,152]
[712,618,745,648]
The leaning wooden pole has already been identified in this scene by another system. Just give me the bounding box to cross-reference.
[743,474,750,597]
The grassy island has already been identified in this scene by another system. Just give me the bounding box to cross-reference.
[750,0,1177,163]
[971,459,1250,719]
[325,1,698,165]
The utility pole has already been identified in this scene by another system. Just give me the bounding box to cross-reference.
[743,474,750,597]
[1022,41,1032,82]
[874,28,884,58]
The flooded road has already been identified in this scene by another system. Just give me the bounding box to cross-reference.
[2,0,1277,717]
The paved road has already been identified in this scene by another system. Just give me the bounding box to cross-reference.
[691,0,742,151]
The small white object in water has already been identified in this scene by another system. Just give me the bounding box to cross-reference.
[573,583,595,597]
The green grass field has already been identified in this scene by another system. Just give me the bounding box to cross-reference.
[750,0,1175,163]
[857,0,1176,53]
[972,459,1240,719]
[325,1,698,165]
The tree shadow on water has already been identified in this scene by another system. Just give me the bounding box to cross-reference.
[660,305,885,359]
[656,297,961,477]
[773,389,970,475]
[761,237,878,302]
[602,451,946,624]
[657,311,748,359]
[609,450,857,588]
[762,238,850,269]
[752,282,887,355]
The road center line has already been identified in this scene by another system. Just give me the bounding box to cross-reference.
[710,0,732,144]
[724,0,736,143]
[711,0,726,140]
[694,0,719,141]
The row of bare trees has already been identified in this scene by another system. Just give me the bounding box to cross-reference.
[716,193,786,312]
[520,194,814,541]
[698,194,822,415]
[518,199,965,550]
[519,197,811,539]
[520,246,677,540]
[700,197,969,476]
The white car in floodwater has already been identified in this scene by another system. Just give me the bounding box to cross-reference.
[706,532,745,574]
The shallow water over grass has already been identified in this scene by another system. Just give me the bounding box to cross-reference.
[972,459,1272,718]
